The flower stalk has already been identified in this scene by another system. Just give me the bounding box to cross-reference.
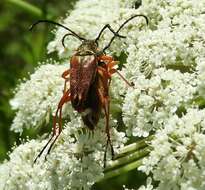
[103,159,144,181]
[7,0,43,18]
[115,135,153,159]
[99,136,153,182]
[105,146,151,172]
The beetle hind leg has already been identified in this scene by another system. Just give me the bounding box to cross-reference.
[62,69,70,93]
[34,89,71,163]
[46,89,71,155]
[103,96,114,168]
[97,87,114,167]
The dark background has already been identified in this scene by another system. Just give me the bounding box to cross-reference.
[0,1,145,189]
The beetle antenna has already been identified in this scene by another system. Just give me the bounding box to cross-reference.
[95,24,126,44]
[61,33,83,48]
[29,20,86,41]
[102,14,148,52]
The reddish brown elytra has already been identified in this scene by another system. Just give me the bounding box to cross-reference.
[30,14,148,166]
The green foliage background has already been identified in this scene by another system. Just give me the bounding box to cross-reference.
[0,1,145,189]
[0,0,75,160]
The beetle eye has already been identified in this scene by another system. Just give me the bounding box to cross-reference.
[98,61,104,66]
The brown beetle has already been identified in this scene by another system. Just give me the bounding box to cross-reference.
[30,14,148,165]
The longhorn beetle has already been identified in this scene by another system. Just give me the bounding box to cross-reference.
[30,14,148,166]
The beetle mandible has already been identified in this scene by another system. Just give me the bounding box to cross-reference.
[30,14,148,165]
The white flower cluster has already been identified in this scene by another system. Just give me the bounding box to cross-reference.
[123,68,198,137]
[121,0,205,138]
[10,62,70,133]
[2,0,205,189]
[120,0,205,189]
[0,117,126,190]
[139,109,205,190]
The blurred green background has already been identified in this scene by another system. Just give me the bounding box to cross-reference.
[0,0,75,161]
[0,1,145,189]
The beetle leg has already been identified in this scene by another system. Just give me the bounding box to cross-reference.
[33,135,54,163]
[97,66,111,79]
[99,55,120,72]
[99,55,114,62]
[56,89,71,131]
[107,61,118,69]
[99,56,118,69]
[109,68,134,87]
[96,68,114,167]
[98,91,114,168]
[62,69,70,93]
[62,69,70,79]
[104,96,114,167]
[46,89,71,155]
[99,55,134,86]
[34,89,71,163]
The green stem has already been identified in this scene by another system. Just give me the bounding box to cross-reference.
[97,136,154,182]
[116,135,153,158]
[105,147,151,172]
[7,0,43,17]
[102,159,143,181]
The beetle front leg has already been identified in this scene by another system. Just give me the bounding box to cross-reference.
[100,55,134,87]
[109,68,134,87]
[99,55,114,63]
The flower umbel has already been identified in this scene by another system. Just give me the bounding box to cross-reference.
[2,0,205,189]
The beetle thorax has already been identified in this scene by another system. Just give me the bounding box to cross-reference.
[75,40,98,56]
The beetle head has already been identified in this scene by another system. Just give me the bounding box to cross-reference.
[76,40,98,56]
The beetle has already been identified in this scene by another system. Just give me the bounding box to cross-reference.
[30,14,148,165]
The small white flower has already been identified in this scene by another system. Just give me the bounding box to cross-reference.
[138,177,154,190]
